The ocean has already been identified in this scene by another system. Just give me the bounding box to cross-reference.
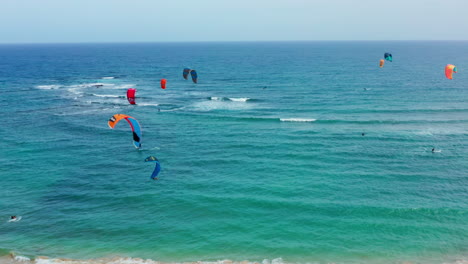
[0,42,467,264]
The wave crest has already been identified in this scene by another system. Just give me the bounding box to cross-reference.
[35,85,60,90]
[280,118,317,122]
[208,97,252,102]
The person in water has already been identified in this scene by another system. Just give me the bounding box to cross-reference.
[10,216,16,220]
[362,133,365,136]
[432,148,435,152]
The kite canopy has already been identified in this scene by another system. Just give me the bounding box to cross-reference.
[127,88,136,105]
[384,53,392,62]
[379,59,385,68]
[190,70,198,83]
[182,68,198,83]
[160,79,167,89]
[183,68,191,80]
[108,114,142,148]
[445,64,457,80]
[145,156,161,179]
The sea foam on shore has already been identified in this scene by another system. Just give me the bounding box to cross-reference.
[1,254,277,264]
[2,254,468,264]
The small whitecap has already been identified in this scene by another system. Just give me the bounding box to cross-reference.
[228,97,250,102]
[36,85,60,90]
[14,255,30,262]
[280,118,316,122]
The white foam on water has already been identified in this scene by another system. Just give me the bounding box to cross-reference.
[159,106,186,112]
[411,128,468,136]
[25,257,287,264]
[64,83,134,98]
[228,97,251,102]
[67,87,83,95]
[414,130,434,136]
[84,98,124,105]
[91,94,122,98]
[101,77,115,79]
[67,83,118,90]
[65,83,112,95]
[137,103,159,107]
[75,83,109,88]
[35,85,60,90]
[7,216,22,222]
[208,97,251,102]
[280,118,316,122]
[184,91,209,96]
[191,100,254,112]
[1,255,466,264]
[14,255,30,262]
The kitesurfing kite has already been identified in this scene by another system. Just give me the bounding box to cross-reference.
[145,156,161,180]
[183,68,191,80]
[190,70,198,83]
[379,59,385,68]
[160,79,167,89]
[445,64,457,79]
[384,53,393,62]
[108,114,142,148]
[182,68,198,83]
[127,88,136,105]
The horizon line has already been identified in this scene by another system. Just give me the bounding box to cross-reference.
[1,39,468,45]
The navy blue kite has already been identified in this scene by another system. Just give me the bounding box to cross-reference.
[183,68,191,80]
[145,156,161,180]
[190,69,198,83]
[182,68,198,83]
[384,53,393,62]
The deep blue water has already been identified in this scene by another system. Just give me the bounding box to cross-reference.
[0,42,467,264]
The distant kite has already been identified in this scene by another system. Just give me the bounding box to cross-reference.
[445,64,457,80]
[384,53,393,62]
[183,68,191,80]
[183,68,198,83]
[127,88,136,105]
[190,70,198,83]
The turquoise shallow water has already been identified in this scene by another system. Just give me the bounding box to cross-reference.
[0,42,467,264]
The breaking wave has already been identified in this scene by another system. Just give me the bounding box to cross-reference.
[2,254,466,264]
[35,85,60,90]
[208,97,253,102]
[280,118,317,122]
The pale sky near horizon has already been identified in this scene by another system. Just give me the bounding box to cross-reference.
[1,0,467,43]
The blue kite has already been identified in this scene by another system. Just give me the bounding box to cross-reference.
[145,156,161,180]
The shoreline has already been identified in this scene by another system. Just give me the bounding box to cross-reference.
[2,253,468,264]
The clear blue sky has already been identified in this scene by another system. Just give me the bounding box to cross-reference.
[1,0,467,43]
